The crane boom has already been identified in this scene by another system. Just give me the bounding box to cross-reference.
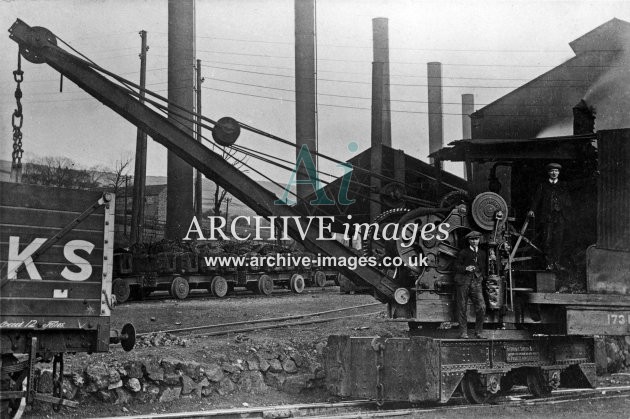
[8,19,398,302]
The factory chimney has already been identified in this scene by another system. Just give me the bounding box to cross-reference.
[370,17,391,221]
[166,0,195,240]
[294,0,318,200]
[573,99,596,135]
[428,62,443,166]
[371,17,391,148]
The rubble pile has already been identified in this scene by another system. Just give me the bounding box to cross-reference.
[603,336,630,373]
[136,332,190,348]
[34,345,326,409]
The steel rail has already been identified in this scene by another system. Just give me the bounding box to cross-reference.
[94,386,630,419]
[194,311,383,338]
[137,302,382,336]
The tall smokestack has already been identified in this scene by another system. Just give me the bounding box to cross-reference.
[166,0,195,240]
[462,93,474,180]
[295,0,317,200]
[370,17,391,221]
[573,99,595,135]
[371,17,391,148]
[428,62,443,166]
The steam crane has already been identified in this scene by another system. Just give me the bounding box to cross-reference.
[7,19,630,406]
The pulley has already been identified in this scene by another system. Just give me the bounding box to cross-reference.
[12,24,57,64]
[393,287,411,305]
[212,116,240,146]
[471,192,508,231]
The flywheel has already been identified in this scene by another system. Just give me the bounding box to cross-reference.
[471,192,508,231]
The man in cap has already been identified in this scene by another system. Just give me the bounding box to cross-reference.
[527,163,572,270]
[454,231,487,339]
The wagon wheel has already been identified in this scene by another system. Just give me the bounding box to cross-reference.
[289,274,305,294]
[1,354,27,418]
[211,276,229,298]
[314,270,327,288]
[112,278,131,303]
[170,276,190,300]
[526,368,552,397]
[460,371,499,404]
[257,275,274,296]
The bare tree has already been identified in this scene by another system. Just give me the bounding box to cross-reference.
[22,156,101,189]
[212,149,248,216]
[103,156,132,195]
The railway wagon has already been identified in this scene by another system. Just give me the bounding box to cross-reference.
[111,243,322,301]
[0,182,135,416]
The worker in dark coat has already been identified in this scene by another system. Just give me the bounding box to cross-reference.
[454,231,486,339]
[527,163,572,270]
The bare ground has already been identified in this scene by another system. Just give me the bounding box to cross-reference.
[22,286,630,418]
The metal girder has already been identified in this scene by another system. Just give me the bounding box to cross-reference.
[8,19,397,302]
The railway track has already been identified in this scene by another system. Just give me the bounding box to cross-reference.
[121,285,343,305]
[136,302,384,339]
[96,386,630,419]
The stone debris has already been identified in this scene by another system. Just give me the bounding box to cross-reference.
[29,343,344,411]
[114,387,130,405]
[180,375,196,395]
[282,359,297,374]
[136,332,189,348]
[126,378,142,392]
[159,387,181,403]
[145,364,165,382]
[108,379,123,390]
[268,359,283,373]
[204,363,225,382]
[125,360,144,379]
[85,364,110,391]
[258,357,270,373]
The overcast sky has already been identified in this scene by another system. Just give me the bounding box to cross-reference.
[1,0,630,183]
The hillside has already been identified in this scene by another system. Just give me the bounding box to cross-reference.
[1,160,292,218]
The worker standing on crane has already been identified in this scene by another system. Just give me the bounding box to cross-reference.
[454,231,487,339]
[528,163,572,270]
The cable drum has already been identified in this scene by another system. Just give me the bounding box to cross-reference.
[471,192,508,231]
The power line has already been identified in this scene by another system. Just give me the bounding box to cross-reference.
[190,34,581,54]
[202,85,572,117]
[194,48,624,68]
[201,64,589,89]
[202,75,584,108]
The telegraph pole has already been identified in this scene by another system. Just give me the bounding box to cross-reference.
[131,30,148,244]
[195,59,204,220]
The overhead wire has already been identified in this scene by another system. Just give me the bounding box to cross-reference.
[201,85,573,118]
[200,75,590,109]
[51,46,422,192]
[63,49,400,205]
[30,37,583,205]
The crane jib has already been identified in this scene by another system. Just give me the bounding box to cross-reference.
[8,19,398,302]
